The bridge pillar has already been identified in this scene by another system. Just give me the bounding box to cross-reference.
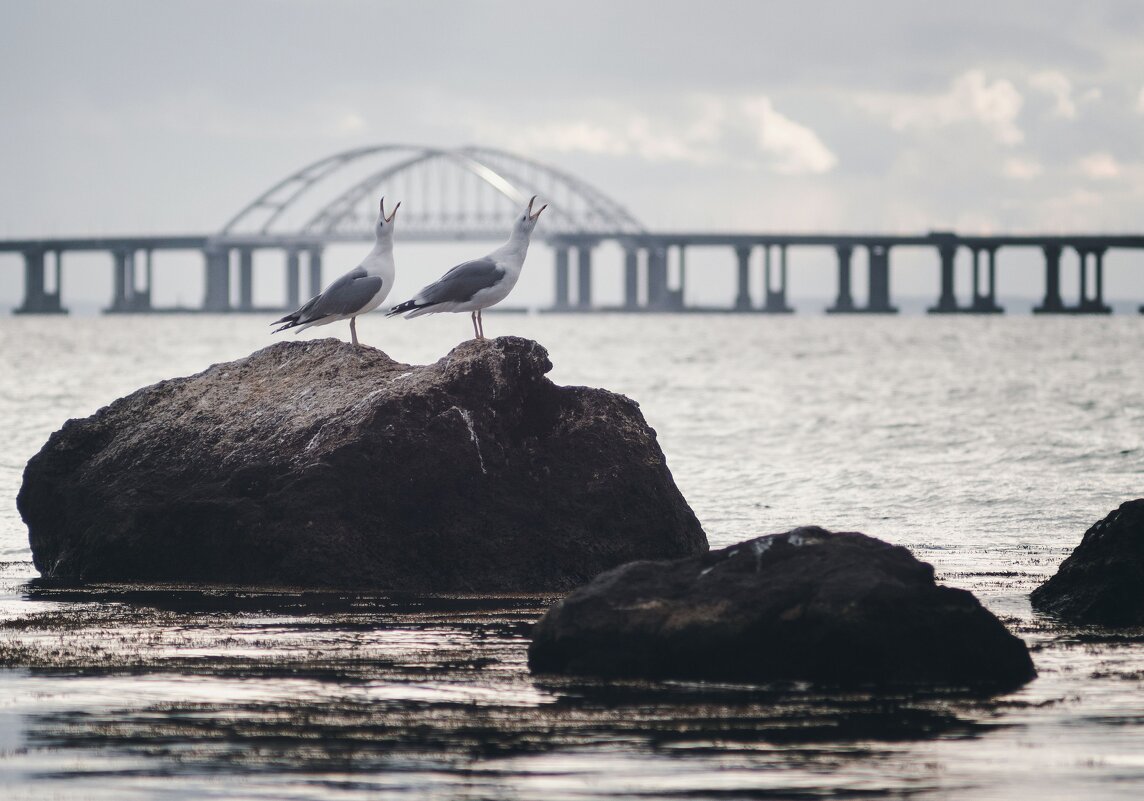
[308,248,323,298]
[971,247,981,303]
[202,246,231,312]
[866,244,897,313]
[623,247,640,309]
[136,249,154,312]
[674,245,687,310]
[734,245,752,310]
[967,246,1003,313]
[1034,244,1064,313]
[1080,247,1111,313]
[553,246,570,309]
[763,245,793,313]
[1078,248,1089,309]
[285,249,300,310]
[238,248,255,312]
[647,245,669,310]
[14,248,66,314]
[827,245,854,313]
[576,244,593,309]
[975,247,1002,312]
[928,243,959,313]
[107,248,132,313]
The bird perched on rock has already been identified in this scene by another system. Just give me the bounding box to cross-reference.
[387,196,546,339]
[271,197,399,346]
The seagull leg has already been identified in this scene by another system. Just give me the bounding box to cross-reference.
[471,311,479,340]
[477,310,485,340]
[350,316,359,346]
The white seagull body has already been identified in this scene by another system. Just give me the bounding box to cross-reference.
[387,196,546,339]
[272,198,400,346]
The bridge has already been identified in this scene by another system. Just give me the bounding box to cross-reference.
[4,144,1144,315]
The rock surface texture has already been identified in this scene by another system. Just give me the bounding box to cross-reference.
[1031,499,1144,626]
[19,337,707,591]
[529,527,1036,689]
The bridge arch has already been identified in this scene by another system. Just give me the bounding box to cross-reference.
[220,144,645,240]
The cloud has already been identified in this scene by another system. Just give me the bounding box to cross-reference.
[740,97,838,174]
[1029,70,1076,118]
[858,69,1024,145]
[1077,152,1121,179]
[479,96,837,175]
[1002,156,1043,180]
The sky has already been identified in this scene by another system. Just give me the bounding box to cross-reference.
[3,0,1144,311]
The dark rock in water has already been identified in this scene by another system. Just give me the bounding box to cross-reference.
[19,337,707,591]
[1031,499,1144,626]
[529,527,1036,689]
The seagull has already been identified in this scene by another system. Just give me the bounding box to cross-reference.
[271,197,399,346]
[387,195,547,339]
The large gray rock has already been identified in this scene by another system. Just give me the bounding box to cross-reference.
[1031,499,1144,625]
[529,527,1036,689]
[19,337,707,591]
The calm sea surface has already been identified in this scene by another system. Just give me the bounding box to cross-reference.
[1,312,1143,800]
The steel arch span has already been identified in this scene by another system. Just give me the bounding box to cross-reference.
[220,145,645,240]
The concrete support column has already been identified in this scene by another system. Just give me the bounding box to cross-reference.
[50,251,64,309]
[308,249,323,298]
[238,248,254,311]
[734,245,752,310]
[987,247,998,307]
[1078,248,1089,307]
[647,246,669,309]
[125,251,136,307]
[108,249,131,312]
[867,244,897,313]
[577,244,593,309]
[24,250,45,308]
[623,247,640,309]
[971,248,981,302]
[202,246,231,312]
[15,248,65,314]
[676,245,687,309]
[964,246,1003,313]
[139,249,153,311]
[1095,248,1106,308]
[1081,248,1111,313]
[828,244,854,312]
[285,249,300,309]
[931,243,958,312]
[1034,244,1063,313]
[553,246,570,309]
[763,245,793,313]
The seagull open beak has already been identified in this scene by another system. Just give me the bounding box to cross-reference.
[385,200,401,223]
[528,195,547,221]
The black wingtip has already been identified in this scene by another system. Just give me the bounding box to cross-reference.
[386,299,419,317]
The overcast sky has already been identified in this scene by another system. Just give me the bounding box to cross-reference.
[3,0,1144,309]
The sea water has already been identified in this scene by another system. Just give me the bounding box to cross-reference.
[1,312,1142,800]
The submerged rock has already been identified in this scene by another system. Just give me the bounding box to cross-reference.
[19,337,707,591]
[1031,499,1144,626]
[529,527,1036,689]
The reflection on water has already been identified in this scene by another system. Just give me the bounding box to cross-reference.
[4,576,1006,800]
[2,571,1144,800]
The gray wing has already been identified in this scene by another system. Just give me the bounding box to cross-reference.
[419,258,505,304]
[301,267,383,321]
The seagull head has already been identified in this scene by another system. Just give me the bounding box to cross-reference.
[514,195,547,236]
[375,197,400,238]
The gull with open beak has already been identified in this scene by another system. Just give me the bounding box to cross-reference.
[387,196,547,340]
[271,197,400,346]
